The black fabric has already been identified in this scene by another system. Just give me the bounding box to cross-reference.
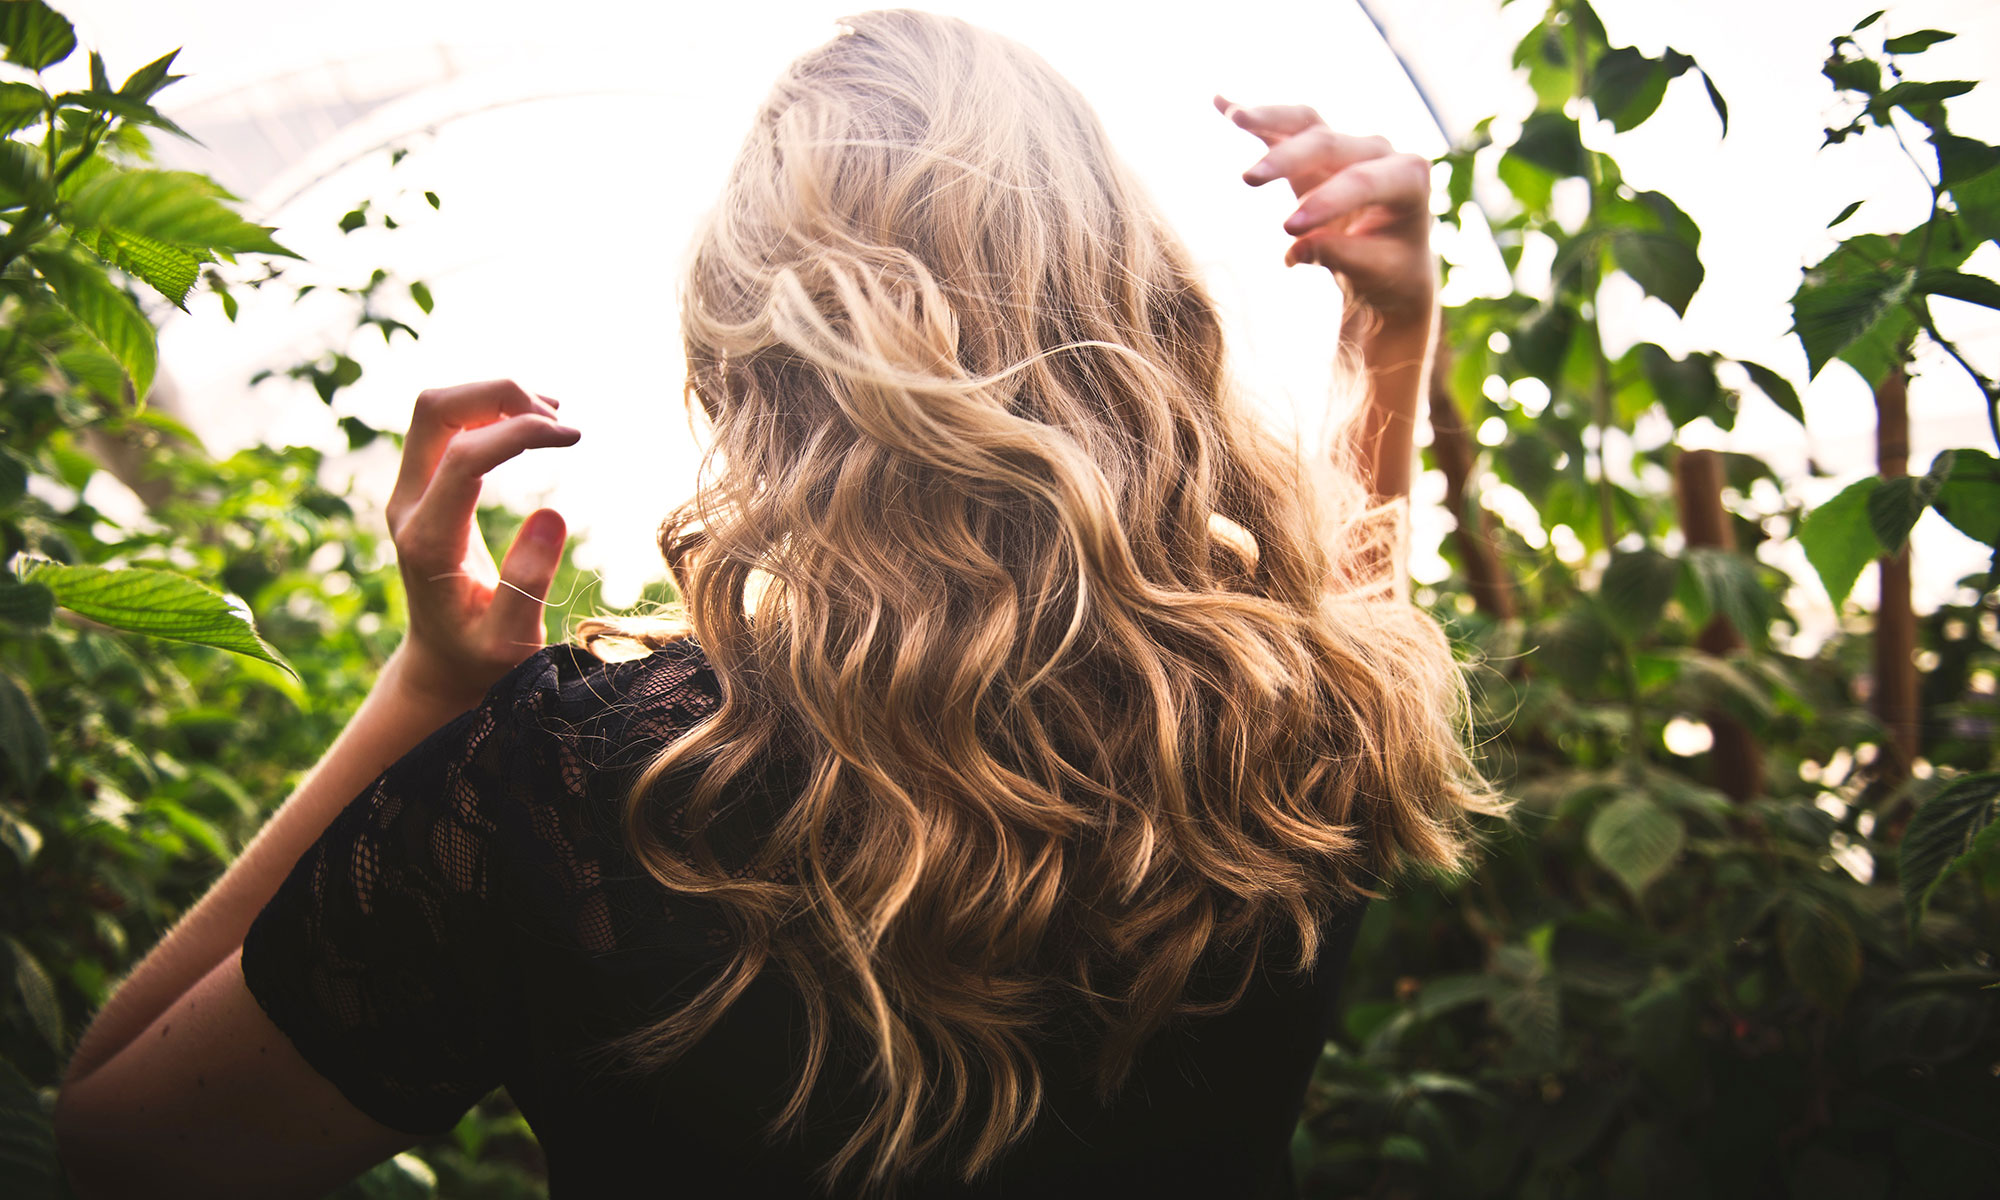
[242,642,1368,1197]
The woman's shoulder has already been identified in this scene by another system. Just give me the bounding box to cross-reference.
[487,638,723,776]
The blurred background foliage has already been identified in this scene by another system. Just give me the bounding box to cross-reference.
[0,0,1994,1197]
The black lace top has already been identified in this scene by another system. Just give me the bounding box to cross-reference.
[242,642,1367,1198]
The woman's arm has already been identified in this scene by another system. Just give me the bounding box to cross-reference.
[56,381,580,1194]
[1218,98,1439,500]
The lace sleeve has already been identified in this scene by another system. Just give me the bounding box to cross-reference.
[240,654,558,1135]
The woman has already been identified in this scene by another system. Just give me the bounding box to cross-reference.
[55,10,1491,1196]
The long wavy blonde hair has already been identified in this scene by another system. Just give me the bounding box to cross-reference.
[578,9,1495,1191]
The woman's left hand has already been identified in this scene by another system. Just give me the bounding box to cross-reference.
[383,380,583,712]
[1217,96,1438,327]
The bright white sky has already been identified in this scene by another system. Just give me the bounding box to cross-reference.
[48,0,2000,631]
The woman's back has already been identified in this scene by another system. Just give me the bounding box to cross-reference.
[242,643,1368,1196]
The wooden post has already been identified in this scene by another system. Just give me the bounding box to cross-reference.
[1427,335,1516,620]
[1673,448,1763,801]
[1874,364,1919,785]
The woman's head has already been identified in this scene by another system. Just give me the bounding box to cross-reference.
[584,10,1495,1192]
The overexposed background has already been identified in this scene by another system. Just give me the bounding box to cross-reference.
[43,0,2000,631]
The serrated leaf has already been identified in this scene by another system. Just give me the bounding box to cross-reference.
[1883,30,1955,55]
[1599,548,1679,640]
[69,225,203,309]
[1781,899,1864,1015]
[1738,360,1805,425]
[1492,980,1563,1061]
[1789,268,1913,381]
[1865,453,1951,554]
[1900,771,2000,932]
[27,249,155,399]
[1857,991,1986,1074]
[1611,230,1703,316]
[117,48,185,102]
[0,0,75,71]
[3,936,61,1051]
[51,88,194,142]
[0,673,47,794]
[0,137,52,210]
[1586,793,1684,898]
[1798,478,1878,608]
[22,562,294,675]
[64,169,297,259]
[1932,448,2000,548]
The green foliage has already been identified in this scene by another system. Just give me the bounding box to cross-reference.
[1306,4,2000,1196]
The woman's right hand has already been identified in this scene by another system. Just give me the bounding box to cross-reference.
[1216,96,1438,329]
[383,380,582,713]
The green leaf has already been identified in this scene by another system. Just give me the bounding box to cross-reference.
[1699,69,1728,136]
[1854,10,1885,31]
[1869,79,1975,126]
[1638,344,1721,427]
[27,249,155,400]
[1798,478,1878,608]
[1777,895,1862,1009]
[1789,268,1913,382]
[1865,452,1951,554]
[1600,549,1680,640]
[0,580,53,626]
[424,190,441,210]
[338,206,368,234]
[22,562,294,675]
[0,445,24,506]
[1586,792,1684,899]
[1917,267,2000,310]
[70,226,204,310]
[1508,111,1587,178]
[1680,547,1772,648]
[1930,132,2000,186]
[409,280,433,314]
[1932,448,2000,548]
[1900,771,2000,931]
[1949,163,2000,246]
[51,87,195,142]
[117,48,186,102]
[0,672,47,793]
[3,936,61,1052]
[1589,47,1688,133]
[1738,360,1805,426]
[1883,30,1955,54]
[64,169,298,259]
[1823,52,1881,96]
[0,80,44,137]
[1610,231,1703,316]
[0,137,52,210]
[0,0,75,71]
[1826,200,1863,229]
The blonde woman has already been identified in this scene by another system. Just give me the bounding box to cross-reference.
[57,10,1492,1196]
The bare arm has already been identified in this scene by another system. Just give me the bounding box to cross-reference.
[57,381,580,1195]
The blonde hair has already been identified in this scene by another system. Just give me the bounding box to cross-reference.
[578,9,1495,1191]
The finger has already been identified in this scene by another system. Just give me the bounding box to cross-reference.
[1217,98,1324,146]
[390,381,563,525]
[399,414,581,562]
[490,506,567,642]
[1283,154,1432,238]
[1244,128,1394,193]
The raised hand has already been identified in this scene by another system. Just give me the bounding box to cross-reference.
[1217,96,1438,327]
[384,380,582,711]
